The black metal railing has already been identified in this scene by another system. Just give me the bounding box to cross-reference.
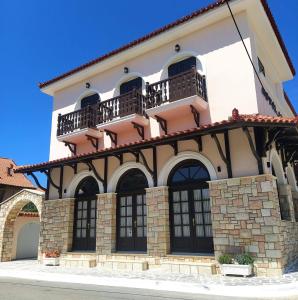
[57,68,207,136]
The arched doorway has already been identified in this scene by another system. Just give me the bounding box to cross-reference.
[168,56,197,101]
[73,176,99,251]
[116,168,148,252]
[0,190,42,262]
[168,159,213,254]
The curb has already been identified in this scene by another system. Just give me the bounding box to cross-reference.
[0,269,297,298]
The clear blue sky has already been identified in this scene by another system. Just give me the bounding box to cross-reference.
[0,0,297,169]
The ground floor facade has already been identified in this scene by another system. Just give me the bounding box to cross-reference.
[39,166,298,276]
[15,118,298,276]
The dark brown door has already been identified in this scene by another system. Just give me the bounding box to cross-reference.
[168,160,214,254]
[117,192,147,252]
[168,56,196,101]
[116,169,148,252]
[73,176,99,252]
[170,187,213,253]
[119,77,142,117]
[73,196,97,251]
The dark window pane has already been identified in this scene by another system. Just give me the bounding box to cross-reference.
[81,93,100,108]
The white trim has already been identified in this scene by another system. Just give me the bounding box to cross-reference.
[160,51,205,81]
[158,151,217,186]
[107,162,154,192]
[286,164,298,192]
[113,72,145,97]
[74,89,101,110]
[270,148,286,184]
[66,170,104,198]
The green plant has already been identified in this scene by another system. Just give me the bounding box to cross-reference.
[235,253,254,265]
[218,254,233,264]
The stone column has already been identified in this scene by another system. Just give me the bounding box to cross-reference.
[209,175,285,276]
[146,186,170,257]
[39,198,75,256]
[96,193,117,255]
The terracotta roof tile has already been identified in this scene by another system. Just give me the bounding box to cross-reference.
[16,112,298,172]
[0,158,35,188]
[39,0,295,89]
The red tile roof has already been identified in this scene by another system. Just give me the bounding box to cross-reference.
[16,111,298,172]
[0,158,35,188]
[39,0,295,89]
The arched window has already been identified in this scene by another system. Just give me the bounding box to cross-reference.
[116,169,148,252]
[80,93,100,108]
[73,176,99,251]
[168,56,196,78]
[119,77,142,95]
[168,160,213,254]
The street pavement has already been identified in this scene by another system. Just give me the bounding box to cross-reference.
[0,277,294,300]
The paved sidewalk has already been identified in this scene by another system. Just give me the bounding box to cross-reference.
[0,260,297,298]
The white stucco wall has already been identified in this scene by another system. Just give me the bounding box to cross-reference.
[49,12,260,161]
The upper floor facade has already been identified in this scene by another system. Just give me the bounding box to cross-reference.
[41,0,296,161]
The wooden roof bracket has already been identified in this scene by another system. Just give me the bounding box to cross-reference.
[155,115,167,134]
[86,135,99,151]
[132,122,145,140]
[42,168,63,198]
[105,129,117,146]
[265,129,283,151]
[27,172,46,192]
[64,141,77,155]
[84,160,105,184]
[190,105,200,127]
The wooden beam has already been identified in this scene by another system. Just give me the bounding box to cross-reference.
[224,131,233,178]
[59,166,64,199]
[211,134,228,165]
[104,156,108,193]
[152,146,157,187]
[243,127,264,174]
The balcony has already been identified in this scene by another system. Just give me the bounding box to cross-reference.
[57,68,207,141]
[145,67,208,119]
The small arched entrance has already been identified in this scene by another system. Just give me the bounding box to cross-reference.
[116,168,148,252]
[168,159,213,254]
[73,176,99,252]
[0,190,42,262]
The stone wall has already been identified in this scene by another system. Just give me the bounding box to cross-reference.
[146,186,170,258]
[39,198,74,257]
[96,193,117,255]
[209,174,298,276]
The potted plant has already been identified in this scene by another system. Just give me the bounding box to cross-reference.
[43,250,60,266]
[219,253,254,277]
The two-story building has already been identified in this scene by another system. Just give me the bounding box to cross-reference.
[16,0,298,276]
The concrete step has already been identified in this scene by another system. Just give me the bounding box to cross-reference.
[160,261,217,275]
[98,259,148,271]
[60,252,97,268]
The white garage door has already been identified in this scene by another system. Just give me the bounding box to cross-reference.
[16,222,40,259]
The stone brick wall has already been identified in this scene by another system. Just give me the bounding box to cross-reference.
[39,198,74,257]
[96,193,117,255]
[146,186,170,258]
[209,174,295,276]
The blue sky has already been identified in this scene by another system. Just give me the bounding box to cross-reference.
[0,0,297,171]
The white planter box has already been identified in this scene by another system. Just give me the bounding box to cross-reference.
[43,257,60,266]
[220,264,253,277]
